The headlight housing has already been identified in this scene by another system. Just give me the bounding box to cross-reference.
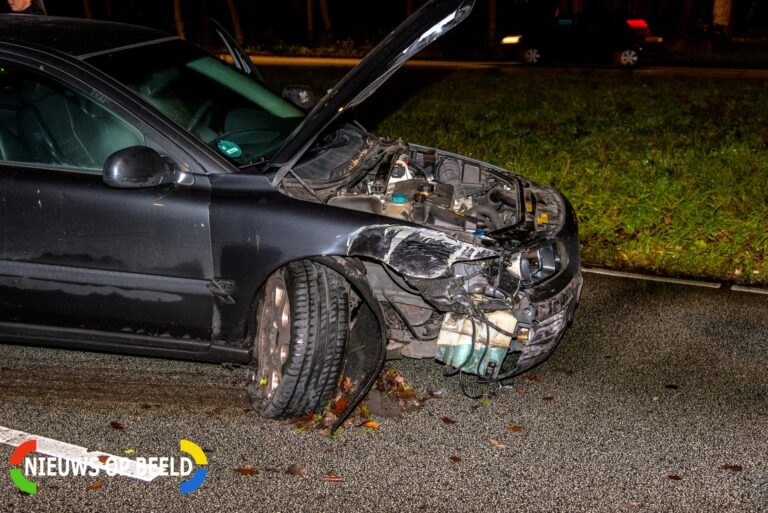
[506,241,561,284]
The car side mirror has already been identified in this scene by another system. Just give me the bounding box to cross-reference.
[281,85,316,110]
[103,146,175,188]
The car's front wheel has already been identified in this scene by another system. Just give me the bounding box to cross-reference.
[520,47,543,65]
[615,48,639,67]
[245,260,349,418]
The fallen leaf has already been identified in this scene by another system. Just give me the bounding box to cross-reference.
[620,499,639,509]
[507,425,523,433]
[97,455,110,464]
[87,480,104,491]
[233,465,258,476]
[489,438,508,449]
[442,416,456,425]
[286,464,308,477]
[543,396,555,401]
[110,421,123,430]
[667,474,682,481]
[522,374,540,382]
[359,420,379,429]
[393,456,407,466]
[123,448,135,455]
[340,376,353,393]
[449,455,461,463]
[323,473,344,482]
[720,464,743,472]
[331,395,350,417]
[515,387,526,396]
[291,412,320,430]
[427,389,444,399]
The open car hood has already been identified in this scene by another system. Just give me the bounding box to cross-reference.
[268,0,474,179]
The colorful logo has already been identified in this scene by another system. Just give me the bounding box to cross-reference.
[8,439,207,495]
[9,440,38,494]
[179,439,207,495]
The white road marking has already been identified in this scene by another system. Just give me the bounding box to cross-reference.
[0,425,163,482]
[582,267,722,289]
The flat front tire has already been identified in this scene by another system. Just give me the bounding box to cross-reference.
[246,260,349,418]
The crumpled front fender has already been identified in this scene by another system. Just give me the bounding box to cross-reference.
[345,224,498,279]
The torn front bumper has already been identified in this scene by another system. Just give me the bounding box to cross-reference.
[435,194,583,382]
[434,269,582,382]
[509,195,583,379]
[503,269,582,382]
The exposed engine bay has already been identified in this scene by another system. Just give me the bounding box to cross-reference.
[278,126,582,390]
[282,126,564,245]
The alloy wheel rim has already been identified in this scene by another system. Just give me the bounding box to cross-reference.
[524,48,541,64]
[621,50,638,66]
[254,273,291,401]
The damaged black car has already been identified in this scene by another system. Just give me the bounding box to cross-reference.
[0,0,581,428]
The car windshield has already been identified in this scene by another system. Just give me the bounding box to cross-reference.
[87,40,304,167]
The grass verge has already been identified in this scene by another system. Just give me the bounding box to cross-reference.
[265,67,768,285]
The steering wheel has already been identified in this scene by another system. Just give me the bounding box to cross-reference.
[186,101,213,132]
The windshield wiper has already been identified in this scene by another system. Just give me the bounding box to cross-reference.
[304,134,350,157]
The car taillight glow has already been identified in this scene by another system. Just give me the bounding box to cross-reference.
[626,19,649,29]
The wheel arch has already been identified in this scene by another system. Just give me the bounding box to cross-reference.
[240,254,387,430]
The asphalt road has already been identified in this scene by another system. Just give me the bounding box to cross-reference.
[0,273,766,512]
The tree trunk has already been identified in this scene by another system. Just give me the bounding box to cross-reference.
[104,0,113,18]
[680,0,695,26]
[306,0,315,41]
[318,0,332,33]
[81,0,92,18]
[406,0,414,16]
[712,0,733,27]
[487,0,497,45]
[226,0,245,45]
[173,0,185,39]
[202,0,212,46]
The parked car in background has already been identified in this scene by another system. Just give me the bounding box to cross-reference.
[0,0,581,429]
[501,14,664,67]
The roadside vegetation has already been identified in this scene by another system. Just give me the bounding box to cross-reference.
[266,67,768,285]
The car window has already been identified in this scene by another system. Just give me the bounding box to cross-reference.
[0,61,144,172]
[86,40,304,167]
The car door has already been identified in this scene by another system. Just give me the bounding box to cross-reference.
[0,57,215,340]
